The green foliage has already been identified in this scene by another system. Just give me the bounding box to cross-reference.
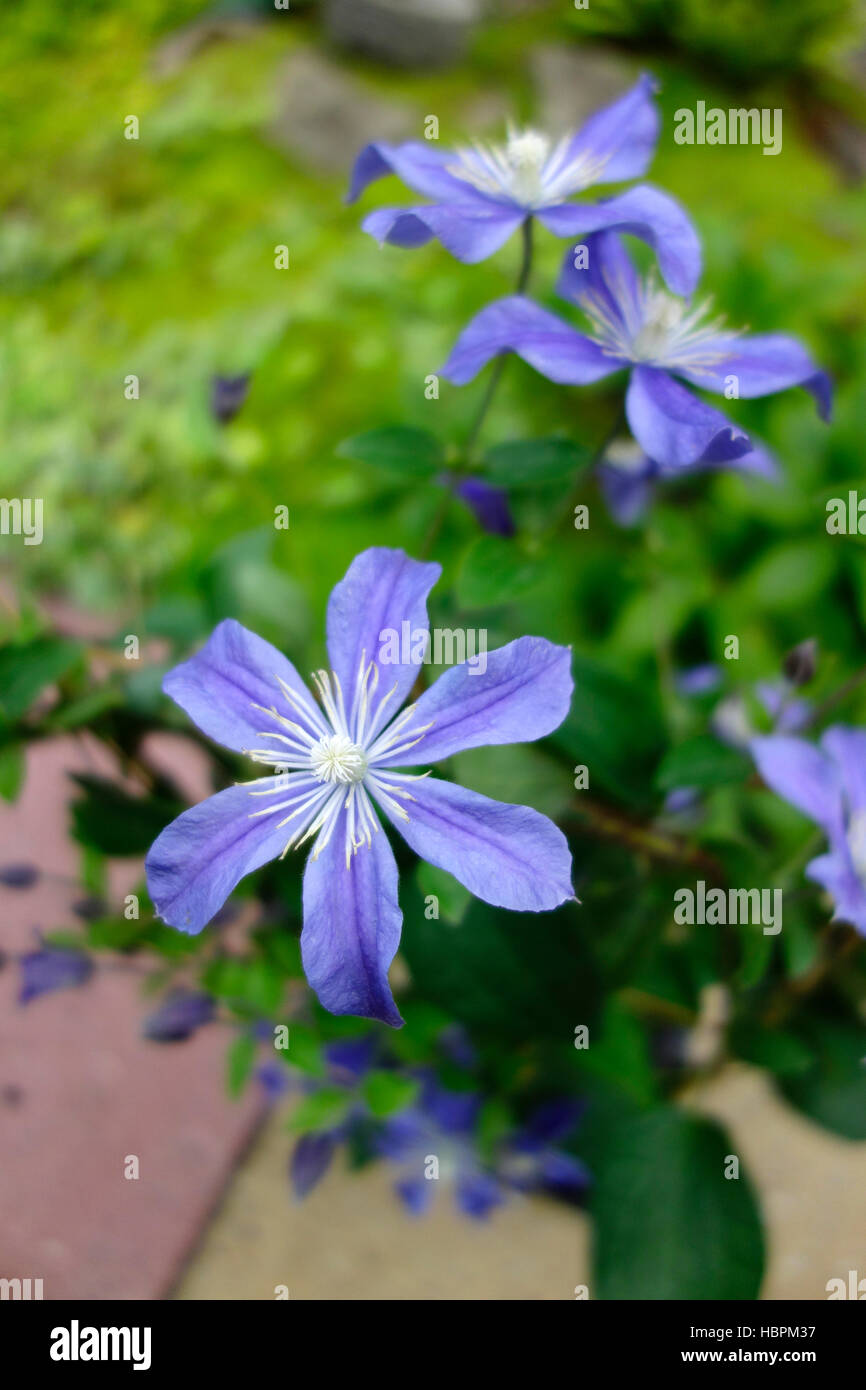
[589,1107,765,1300]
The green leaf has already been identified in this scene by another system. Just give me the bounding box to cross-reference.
[0,742,24,801]
[656,735,751,792]
[277,1022,325,1078]
[400,883,600,1047]
[46,686,124,731]
[574,998,658,1105]
[482,436,589,486]
[287,1087,351,1134]
[226,1033,257,1098]
[336,426,444,478]
[362,1070,419,1119]
[778,1012,866,1139]
[550,653,665,807]
[456,536,544,609]
[70,775,182,856]
[731,1021,814,1077]
[0,637,81,721]
[590,1108,765,1299]
[416,861,471,925]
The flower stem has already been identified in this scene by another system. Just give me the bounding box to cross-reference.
[419,218,534,558]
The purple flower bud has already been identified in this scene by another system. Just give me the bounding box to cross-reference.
[454,477,515,537]
[142,989,215,1042]
[211,373,251,424]
[782,638,818,687]
[290,1132,336,1199]
[0,864,40,889]
[19,948,93,1005]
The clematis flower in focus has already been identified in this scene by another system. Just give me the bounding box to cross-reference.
[145,548,574,1027]
[441,232,831,469]
[348,75,700,295]
[751,726,866,935]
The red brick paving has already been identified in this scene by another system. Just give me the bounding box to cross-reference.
[0,736,263,1300]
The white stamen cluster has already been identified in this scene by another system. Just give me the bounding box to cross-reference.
[241,654,431,868]
[447,124,609,210]
[581,269,738,372]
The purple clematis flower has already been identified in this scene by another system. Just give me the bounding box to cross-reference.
[348,75,700,295]
[376,1076,504,1219]
[145,548,574,1027]
[441,232,831,469]
[598,432,777,526]
[751,726,866,934]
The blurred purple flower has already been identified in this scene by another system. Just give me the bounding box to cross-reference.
[290,1132,338,1199]
[348,76,700,294]
[377,1076,504,1219]
[751,726,866,935]
[442,232,830,469]
[19,945,93,1005]
[0,864,40,889]
[211,373,251,425]
[142,989,215,1043]
[675,664,722,698]
[598,433,777,527]
[453,477,515,537]
[146,547,574,1027]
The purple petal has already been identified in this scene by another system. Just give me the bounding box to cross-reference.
[422,1083,479,1135]
[679,334,832,421]
[163,619,323,753]
[290,1132,337,1199]
[440,295,618,387]
[395,1175,435,1215]
[520,1098,586,1147]
[0,864,40,888]
[750,735,843,840]
[378,636,572,768]
[19,948,93,1005]
[538,185,701,296]
[805,850,866,935]
[676,664,722,696]
[626,366,752,468]
[555,230,642,331]
[454,477,515,537]
[145,779,294,933]
[346,141,475,204]
[725,438,779,480]
[821,726,866,816]
[211,373,251,425]
[257,1061,292,1102]
[534,1149,591,1198]
[378,776,573,912]
[301,804,404,1027]
[362,203,525,264]
[560,73,660,185]
[455,1171,504,1219]
[326,547,441,719]
[326,1036,378,1083]
[142,989,215,1042]
[755,681,812,733]
[598,460,655,526]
